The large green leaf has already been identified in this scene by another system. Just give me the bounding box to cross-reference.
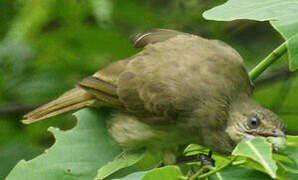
[114,166,185,180]
[209,166,270,180]
[141,166,184,180]
[6,108,122,180]
[283,136,298,166]
[203,0,298,71]
[113,171,147,180]
[278,161,298,175]
[267,137,287,151]
[266,136,298,176]
[96,148,163,179]
[270,136,298,172]
[106,149,163,179]
[96,149,146,180]
[232,138,277,178]
[288,34,298,70]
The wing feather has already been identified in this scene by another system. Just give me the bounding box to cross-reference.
[130,29,191,48]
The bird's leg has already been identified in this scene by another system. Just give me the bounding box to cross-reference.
[176,150,215,167]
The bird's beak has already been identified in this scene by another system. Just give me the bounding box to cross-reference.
[256,129,286,139]
[271,129,286,138]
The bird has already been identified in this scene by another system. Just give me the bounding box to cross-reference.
[22,29,285,164]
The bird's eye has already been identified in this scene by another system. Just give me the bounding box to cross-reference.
[247,115,260,129]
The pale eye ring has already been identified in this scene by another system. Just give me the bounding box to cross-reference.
[247,115,260,129]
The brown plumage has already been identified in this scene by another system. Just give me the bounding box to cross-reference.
[23,29,285,157]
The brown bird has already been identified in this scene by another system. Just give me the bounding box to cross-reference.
[23,29,285,163]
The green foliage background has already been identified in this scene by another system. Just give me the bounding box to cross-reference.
[0,0,297,179]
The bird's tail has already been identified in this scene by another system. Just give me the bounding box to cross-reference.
[22,88,95,124]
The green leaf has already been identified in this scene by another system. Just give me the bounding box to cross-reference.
[203,0,298,71]
[269,136,298,175]
[183,144,208,154]
[287,173,298,180]
[232,138,277,178]
[115,166,185,180]
[273,135,298,175]
[106,149,163,179]
[96,149,145,179]
[6,108,122,180]
[267,137,287,151]
[209,166,271,180]
[278,161,298,174]
[141,166,184,180]
[288,34,298,71]
[287,136,298,144]
[113,171,147,180]
[183,144,231,168]
[283,136,298,166]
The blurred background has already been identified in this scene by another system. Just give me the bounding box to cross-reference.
[0,0,297,178]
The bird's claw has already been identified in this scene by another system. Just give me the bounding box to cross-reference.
[176,151,215,167]
[196,153,215,166]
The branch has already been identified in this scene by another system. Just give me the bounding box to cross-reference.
[249,42,288,81]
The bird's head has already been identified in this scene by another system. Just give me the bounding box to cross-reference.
[226,98,286,144]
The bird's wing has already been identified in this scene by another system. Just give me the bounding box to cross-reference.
[78,58,131,107]
[23,29,250,124]
[118,30,201,120]
[130,29,191,48]
[119,29,251,118]
[78,30,196,121]
[80,29,250,123]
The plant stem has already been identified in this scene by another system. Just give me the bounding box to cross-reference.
[188,156,237,180]
[197,156,237,179]
[249,42,287,81]
[188,165,214,180]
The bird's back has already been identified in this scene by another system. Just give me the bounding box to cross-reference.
[23,29,252,124]
[113,31,252,119]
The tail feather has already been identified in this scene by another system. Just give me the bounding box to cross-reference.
[22,88,95,124]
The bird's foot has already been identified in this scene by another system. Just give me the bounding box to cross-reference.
[176,151,215,167]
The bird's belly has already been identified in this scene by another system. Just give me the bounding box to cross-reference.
[107,113,199,150]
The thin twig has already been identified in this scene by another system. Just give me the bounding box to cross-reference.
[249,42,288,81]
